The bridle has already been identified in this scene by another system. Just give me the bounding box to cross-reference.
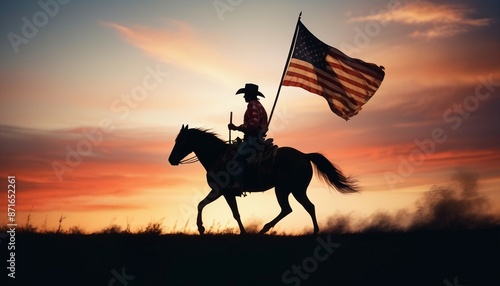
[179,154,199,164]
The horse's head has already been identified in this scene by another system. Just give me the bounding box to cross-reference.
[168,124,194,166]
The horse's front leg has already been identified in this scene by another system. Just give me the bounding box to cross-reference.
[197,189,221,235]
[224,194,246,235]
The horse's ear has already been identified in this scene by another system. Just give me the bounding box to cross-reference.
[185,124,189,130]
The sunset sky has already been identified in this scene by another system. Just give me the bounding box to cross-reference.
[1,0,499,233]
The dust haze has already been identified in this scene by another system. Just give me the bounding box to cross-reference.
[325,170,500,233]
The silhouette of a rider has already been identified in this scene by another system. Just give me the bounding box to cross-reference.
[228,83,268,190]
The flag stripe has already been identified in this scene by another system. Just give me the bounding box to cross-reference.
[326,56,382,92]
[284,66,355,109]
[282,21,385,120]
[285,59,368,107]
[284,60,360,110]
[326,54,379,86]
[328,47,385,81]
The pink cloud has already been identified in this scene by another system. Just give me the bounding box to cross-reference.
[349,1,492,39]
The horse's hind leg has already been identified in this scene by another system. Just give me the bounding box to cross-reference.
[259,188,292,234]
[292,190,319,234]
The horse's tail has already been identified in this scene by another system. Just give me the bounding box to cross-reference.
[307,153,359,194]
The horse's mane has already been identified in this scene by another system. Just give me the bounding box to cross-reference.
[188,128,227,146]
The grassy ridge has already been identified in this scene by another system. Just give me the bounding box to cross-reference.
[3,227,500,286]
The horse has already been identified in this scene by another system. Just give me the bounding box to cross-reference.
[168,125,359,235]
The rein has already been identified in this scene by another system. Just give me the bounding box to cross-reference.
[179,155,199,164]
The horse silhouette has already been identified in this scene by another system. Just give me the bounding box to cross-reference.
[168,125,359,235]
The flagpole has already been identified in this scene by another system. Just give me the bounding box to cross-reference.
[229,111,232,143]
[267,12,302,127]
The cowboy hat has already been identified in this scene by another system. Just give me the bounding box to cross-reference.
[235,83,264,98]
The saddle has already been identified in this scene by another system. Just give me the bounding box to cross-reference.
[224,137,278,190]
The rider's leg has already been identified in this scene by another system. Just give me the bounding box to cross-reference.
[231,140,249,189]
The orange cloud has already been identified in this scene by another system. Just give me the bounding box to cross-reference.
[349,1,492,39]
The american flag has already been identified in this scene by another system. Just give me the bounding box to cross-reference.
[283,21,385,120]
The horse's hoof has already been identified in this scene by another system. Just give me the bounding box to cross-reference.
[259,224,271,235]
[198,226,205,235]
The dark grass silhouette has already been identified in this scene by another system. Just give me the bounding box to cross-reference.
[6,227,500,285]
